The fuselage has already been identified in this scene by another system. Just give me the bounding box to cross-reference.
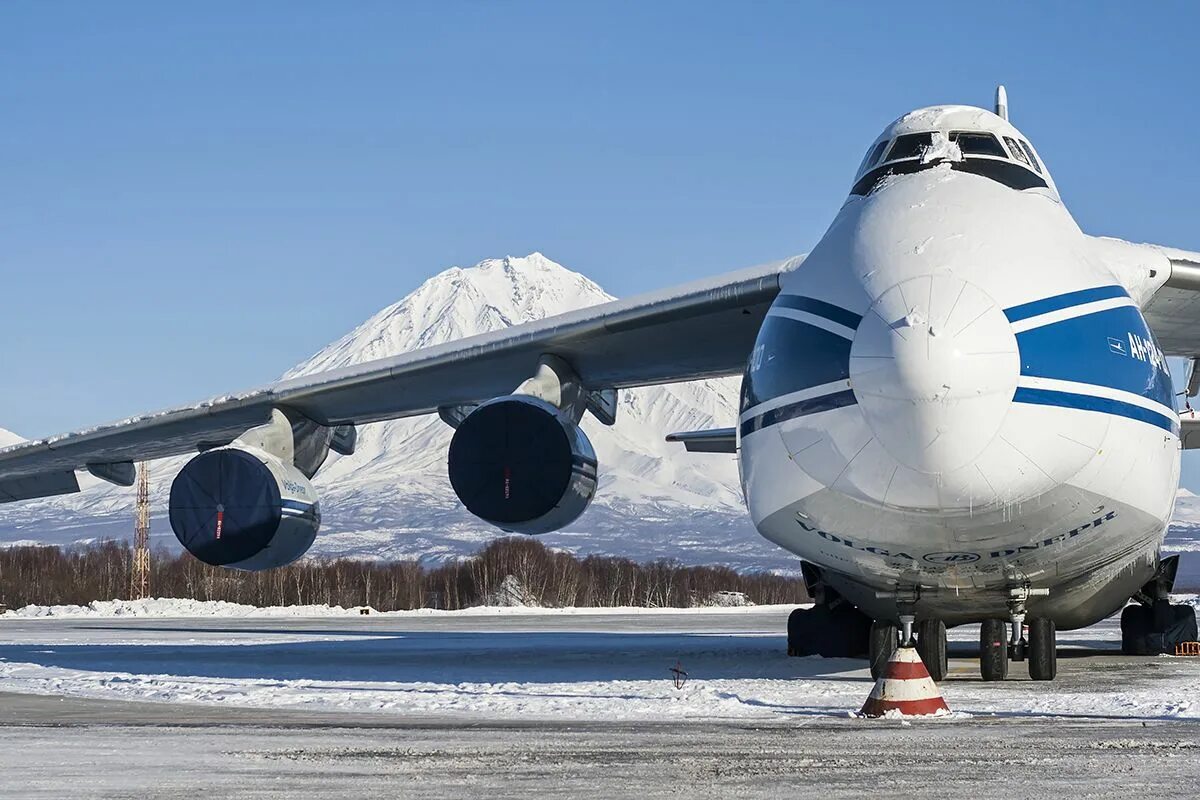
[737,105,1178,628]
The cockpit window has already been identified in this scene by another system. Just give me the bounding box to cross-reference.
[885,133,933,161]
[849,128,1050,196]
[857,140,889,175]
[949,132,1006,157]
[1019,139,1042,174]
[1003,136,1030,166]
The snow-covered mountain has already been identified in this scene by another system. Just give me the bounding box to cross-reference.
[0,254,793,570]
[6,253,1196,576]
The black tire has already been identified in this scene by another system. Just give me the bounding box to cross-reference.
[980,618,1009,681]
[1169,603,1199,645]
[787,607,815,657]
[869,620,898,680]
[1028,617,1056,681]
[788,604,873,658]
[824,602,872,658]
[1121,604,1152,655]
[916,619,948,681]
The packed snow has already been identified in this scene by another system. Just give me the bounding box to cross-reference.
[1,597,789,619]
[0,601,1196,724]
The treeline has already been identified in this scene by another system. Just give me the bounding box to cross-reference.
[0,537,807,611]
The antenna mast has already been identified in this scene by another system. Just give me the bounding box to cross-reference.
[131,461,151,600]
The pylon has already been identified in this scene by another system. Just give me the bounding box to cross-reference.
[860,646,950,718]
[131,461,151,600]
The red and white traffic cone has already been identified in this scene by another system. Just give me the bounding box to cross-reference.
[860,646,950,718]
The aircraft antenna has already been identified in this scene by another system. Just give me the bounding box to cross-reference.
[995,85,1009,121]
[131,461,151,600]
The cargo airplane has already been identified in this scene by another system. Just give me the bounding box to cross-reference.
[3,88,1197,681]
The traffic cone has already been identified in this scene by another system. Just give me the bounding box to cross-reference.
[860,646,950,718]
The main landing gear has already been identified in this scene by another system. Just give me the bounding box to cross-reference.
[1120,556,1198,655]
[787,566,872,659]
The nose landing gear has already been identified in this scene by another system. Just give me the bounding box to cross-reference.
[980,586,1056,680]
[867,615,949,680]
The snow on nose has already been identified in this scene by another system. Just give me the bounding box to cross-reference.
[850,275,1019,474]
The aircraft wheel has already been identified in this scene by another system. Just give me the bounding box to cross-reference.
[1028,617,1057,681]
[787,607,815,656]
[868,620,898,680]
[1120,604,1152,655]
[916,619,948,681]
[788,604,872,658]
[1122,602,1199,654]
[980,618,1009,681]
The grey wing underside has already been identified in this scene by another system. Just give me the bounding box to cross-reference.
[1140,244,1200,451]
[0,259,795,502]
[1141,247,1200,356]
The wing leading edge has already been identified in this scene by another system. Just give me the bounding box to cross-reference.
[0,258,796,501]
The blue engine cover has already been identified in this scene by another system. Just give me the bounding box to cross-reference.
[447,395,598,535]
[169,447,320,571]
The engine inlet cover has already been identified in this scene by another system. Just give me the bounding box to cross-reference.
[169,447,320,571]
[448,396,598,535]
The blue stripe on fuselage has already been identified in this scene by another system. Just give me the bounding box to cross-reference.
[739,390,858,437]
[1014,304,1174,411]
[741,313,853,412]
[738,296,862,434]
[772,295,864,330]
[1003,285,1129,323]
[1013,387,1178,435]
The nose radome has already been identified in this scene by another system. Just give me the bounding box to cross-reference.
[849,275,1019,474]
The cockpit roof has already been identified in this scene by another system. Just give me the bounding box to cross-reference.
[888,105,1019,139]
[852,104,1057,196]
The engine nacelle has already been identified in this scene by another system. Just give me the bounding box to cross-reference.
[447,395,598,534]
[169,446,321,571]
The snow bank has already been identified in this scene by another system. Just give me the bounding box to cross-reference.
[3,597,798,619]
[4,598,369,619]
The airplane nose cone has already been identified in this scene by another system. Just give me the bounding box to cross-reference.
[850,275,1019,473]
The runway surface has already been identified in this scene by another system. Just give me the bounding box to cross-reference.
[1,606,1197,797]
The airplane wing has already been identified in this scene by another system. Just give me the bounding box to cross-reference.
[1130,243,1200,357]
[0,258,795,502]
[1096,238,1200,450]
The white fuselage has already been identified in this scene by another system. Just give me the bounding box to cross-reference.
[737,107,1178,628]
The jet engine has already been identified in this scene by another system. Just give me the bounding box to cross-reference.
[447,395,598,534]
[169,446,321,571]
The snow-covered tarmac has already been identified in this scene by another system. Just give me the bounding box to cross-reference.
[2,599,1198,722]
[0,601,1197,797]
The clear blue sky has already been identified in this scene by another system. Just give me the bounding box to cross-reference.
[3,3,1199,480]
